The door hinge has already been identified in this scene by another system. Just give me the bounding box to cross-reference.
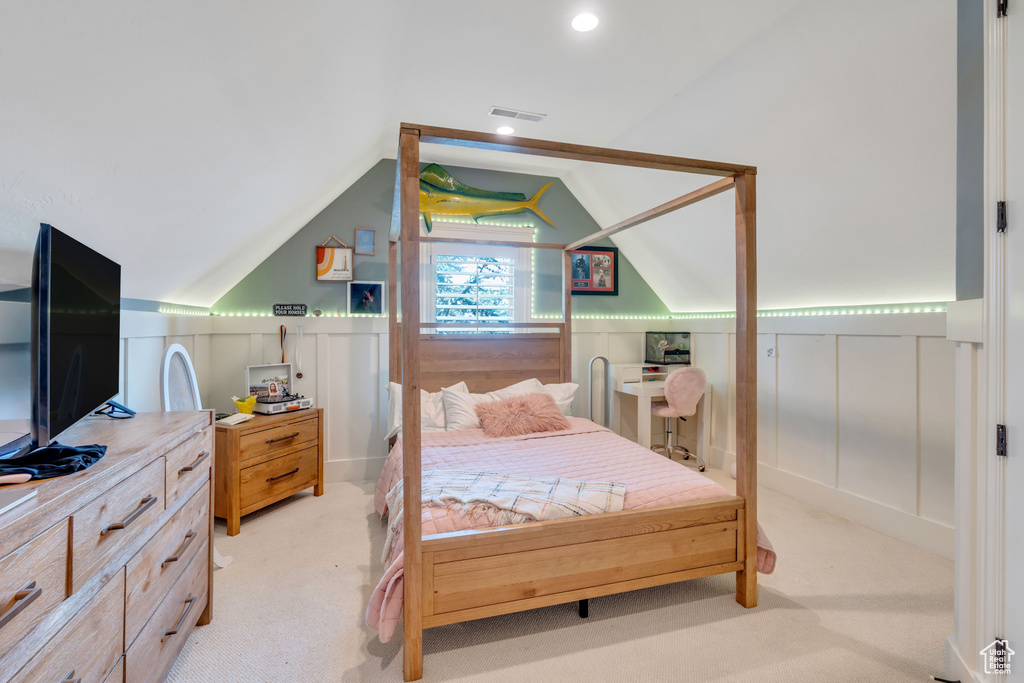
[998,201,1007,233]
[997,424,1007,456]
[998,0,1008,18]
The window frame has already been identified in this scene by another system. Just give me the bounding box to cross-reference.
[420,222,535,327]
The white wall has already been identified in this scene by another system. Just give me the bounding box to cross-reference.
[0,308,954,558]
[572,314,956,559]
[675,314,954,559]
[565,0,957,313]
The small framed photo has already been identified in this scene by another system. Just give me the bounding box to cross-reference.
[570,246,618,295]
[348,281,385,315]
[316,241,353,282]
[355,227,377,256]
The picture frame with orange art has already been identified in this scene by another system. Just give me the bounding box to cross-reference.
[316,235,353,282]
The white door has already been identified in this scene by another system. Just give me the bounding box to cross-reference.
[1004,6,1024,680]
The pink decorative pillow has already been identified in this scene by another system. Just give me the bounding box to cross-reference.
[475,393,571,438]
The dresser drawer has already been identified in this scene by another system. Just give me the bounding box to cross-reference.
[165,427,213,507]
[0,520,68,662]
[239,416,318,465]
[101,659,122,683]
[125,482,210,646]
[239,446,318,512]
[72,458,165,592]
[102,657,123,683]
[126,540,208,683]
[11,569,124,683]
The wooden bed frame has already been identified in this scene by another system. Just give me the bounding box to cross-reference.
[388,124,757,681]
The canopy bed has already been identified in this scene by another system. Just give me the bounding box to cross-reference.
[383,124,759,681]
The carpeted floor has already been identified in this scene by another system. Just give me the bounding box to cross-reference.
[167,468,953,682]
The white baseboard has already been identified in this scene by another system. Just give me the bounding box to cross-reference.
[326,457,385,483]
[945,635,984,683]
[758,462,954,559]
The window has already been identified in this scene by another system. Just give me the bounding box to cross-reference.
[435,254,515,324]
[421,222,534,330]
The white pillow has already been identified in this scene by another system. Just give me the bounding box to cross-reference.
[441,378,544,430]
[385,381,468,438]
[538,382,579,416]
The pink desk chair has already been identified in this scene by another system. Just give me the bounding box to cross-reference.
[650,367,706,472]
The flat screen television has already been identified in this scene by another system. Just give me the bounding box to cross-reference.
[30,224,121,448]
[645,331,691,365]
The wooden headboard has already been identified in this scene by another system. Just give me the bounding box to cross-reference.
[395,330,567,393]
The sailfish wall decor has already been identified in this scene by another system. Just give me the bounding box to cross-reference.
[419,163,556,231]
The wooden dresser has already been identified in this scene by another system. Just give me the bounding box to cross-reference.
[0,411,213,683]
[214,409,323,536]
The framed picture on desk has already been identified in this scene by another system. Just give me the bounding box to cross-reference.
[570,246,618,295]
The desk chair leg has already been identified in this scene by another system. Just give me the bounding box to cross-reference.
[654,417,705,472]
[651,417,680,459]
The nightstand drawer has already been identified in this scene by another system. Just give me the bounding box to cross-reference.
[125,540,209,683]
[125,482,209,647]
[71,458,165,592]
[238,417,318,465]
[11,569,124,683]
[239,446,318,512]
[0,520,68,662]
[165,426,213,507]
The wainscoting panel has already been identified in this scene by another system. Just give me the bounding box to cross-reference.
[836,335,918,514]
[776,334,838,486]
[757,333,778,468]
[324,334,381,462]
[918,336,956,526]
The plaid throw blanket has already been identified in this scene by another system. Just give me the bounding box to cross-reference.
[383,470,627,563]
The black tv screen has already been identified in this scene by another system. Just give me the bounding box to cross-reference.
[33,224,121,446]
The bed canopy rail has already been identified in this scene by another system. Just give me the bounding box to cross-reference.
[389,123,756,681]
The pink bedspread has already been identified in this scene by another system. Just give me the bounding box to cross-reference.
[366,418,776,641]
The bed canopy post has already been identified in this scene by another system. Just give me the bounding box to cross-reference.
[733,171,758,608]
[389,239,399,385]
[562,251,572,381]
[398,127,425,681]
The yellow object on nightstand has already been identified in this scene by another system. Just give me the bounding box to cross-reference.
[232,395,257,414]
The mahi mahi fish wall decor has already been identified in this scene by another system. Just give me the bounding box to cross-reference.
[419,163,556,231]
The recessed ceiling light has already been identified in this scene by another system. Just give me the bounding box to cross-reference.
[572,12,599,32]
[496,125,515,135]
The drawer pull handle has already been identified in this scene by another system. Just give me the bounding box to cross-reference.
[162,595,196,642]
[0,581,41,630]
[101,494,158,536]
[162,530,197,568]
[60,670,80,683]
[178,451,209,475]
[264,432,299,444]
[267,468,299,483]
[266,432,299,444]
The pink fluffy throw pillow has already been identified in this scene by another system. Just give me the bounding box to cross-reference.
[475,392,571,438]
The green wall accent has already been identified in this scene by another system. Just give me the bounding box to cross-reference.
[213,159,670,316]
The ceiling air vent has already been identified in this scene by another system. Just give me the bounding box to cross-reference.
[489,106,547,123]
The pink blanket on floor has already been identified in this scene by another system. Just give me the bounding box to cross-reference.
[366,418,776,642]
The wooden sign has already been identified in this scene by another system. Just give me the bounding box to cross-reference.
[273,304,307,316]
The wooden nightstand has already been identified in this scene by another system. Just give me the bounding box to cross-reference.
[213,408,324,535]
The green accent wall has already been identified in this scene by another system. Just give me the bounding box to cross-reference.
[213,159,669,316]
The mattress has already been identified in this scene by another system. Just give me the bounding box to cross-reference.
[367,417,776,642]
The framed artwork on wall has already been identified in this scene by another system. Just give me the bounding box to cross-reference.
[570,246,618,296]
[316,236,353,282]
[348,281,385,315]
[355,227,377,255]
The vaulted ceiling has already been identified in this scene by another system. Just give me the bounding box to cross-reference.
[0,0,955,310]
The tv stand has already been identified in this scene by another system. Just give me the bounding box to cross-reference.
[95,400,136,419]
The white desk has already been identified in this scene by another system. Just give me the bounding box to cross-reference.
[610,368,712,462]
